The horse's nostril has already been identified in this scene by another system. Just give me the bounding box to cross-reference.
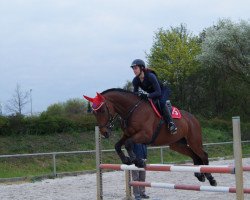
[101,132,109,139]
[105,132,110,138]
[101,135,106,139]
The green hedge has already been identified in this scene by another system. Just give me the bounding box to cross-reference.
[0,114,249,138]
[0,114,97,135]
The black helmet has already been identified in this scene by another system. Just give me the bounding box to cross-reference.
[130,59,146,68]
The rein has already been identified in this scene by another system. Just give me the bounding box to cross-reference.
[96,98,144,130]
[122,99,143,123]
[118,99,144,130]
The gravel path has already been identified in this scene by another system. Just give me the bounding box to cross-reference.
[0,158,249,200]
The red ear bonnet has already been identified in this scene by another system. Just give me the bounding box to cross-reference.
[83,93,105,110]
[96,92,105,102]
[83,95,94,102]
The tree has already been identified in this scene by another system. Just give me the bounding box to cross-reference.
[87,101,92,113]
[198,19,250,84]
[45,103,64,116]
[64,98,85,115]
[45,98,86,116]
[123,80,133,91]
[146,24,202,109]
[0,101,2,115]
[5,84,30,115]
[197,19,250,117]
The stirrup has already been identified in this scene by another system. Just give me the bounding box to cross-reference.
[169,122,177,134]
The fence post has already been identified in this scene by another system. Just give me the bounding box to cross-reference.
[96,126,103,200]
[160,147,164,164]
[52,153,57,177]
[232,116,244,200]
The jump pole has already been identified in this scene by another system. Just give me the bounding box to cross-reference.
[232,116,244,200]
[129,181,250,194]
[100,163,250,173]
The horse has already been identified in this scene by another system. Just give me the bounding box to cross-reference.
[83,88,217,186]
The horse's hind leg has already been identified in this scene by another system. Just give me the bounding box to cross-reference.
[169,139,204,166]
[185,114,217,186]
[187,140,217,186]
[192,148,217,186]
[169,140,206,183]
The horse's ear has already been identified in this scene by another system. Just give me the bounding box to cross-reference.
[96,92,105,102]
[83,95,94,102]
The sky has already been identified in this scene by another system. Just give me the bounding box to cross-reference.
[0,0,249,114]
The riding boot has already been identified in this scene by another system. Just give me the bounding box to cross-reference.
[162,104,177,134]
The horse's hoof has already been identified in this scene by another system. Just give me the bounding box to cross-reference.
[209,179,217,186]
[123,157,133,165]
[194,173,205,182]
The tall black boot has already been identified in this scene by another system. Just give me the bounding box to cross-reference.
[162,104,177,134]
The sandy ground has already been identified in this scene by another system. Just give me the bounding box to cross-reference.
[0,158,249,200]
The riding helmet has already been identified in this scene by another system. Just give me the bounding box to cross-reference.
[130,59,146,68]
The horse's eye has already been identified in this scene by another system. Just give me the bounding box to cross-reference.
[98,107,105,113]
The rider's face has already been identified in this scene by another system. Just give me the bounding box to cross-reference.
[132,65,141,76]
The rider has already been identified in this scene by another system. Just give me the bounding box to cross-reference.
[130,59,177,134]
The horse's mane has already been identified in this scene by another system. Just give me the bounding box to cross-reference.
[101,88,135,95]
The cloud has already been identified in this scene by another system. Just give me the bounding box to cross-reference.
[0,0,249,113]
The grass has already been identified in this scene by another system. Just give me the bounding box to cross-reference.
[202,127,232,143]
[0,158,52,178]
[0,122,249,179]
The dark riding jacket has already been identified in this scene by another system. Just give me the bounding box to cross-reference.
[132,71,171,103]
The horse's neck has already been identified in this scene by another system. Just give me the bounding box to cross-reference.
[106,93,138,116]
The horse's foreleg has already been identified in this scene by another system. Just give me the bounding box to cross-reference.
[115,137,133,165]
[124,138,146,168]
[124,138,136,162]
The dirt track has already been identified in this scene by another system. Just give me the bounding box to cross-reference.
[0,158,249,200]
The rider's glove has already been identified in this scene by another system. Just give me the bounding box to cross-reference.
[139,93,148,100]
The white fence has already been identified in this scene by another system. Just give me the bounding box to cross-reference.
[0,140,250,180]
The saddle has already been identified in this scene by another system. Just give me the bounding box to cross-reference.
[149,99,181,119]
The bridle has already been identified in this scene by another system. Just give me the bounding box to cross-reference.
[93,101,119,130]
[94,98,143,131]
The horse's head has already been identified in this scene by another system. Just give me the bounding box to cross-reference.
[83,92,116,138]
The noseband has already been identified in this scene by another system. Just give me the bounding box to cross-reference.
[94,102,119,130]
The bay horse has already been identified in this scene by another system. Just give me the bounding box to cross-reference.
[83,88,217,186]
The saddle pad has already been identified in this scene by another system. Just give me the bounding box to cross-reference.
[149,99,182,119]
[171,106,181,119]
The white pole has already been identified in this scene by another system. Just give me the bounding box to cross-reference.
[232,116,244,200]
[95,126,103,200]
